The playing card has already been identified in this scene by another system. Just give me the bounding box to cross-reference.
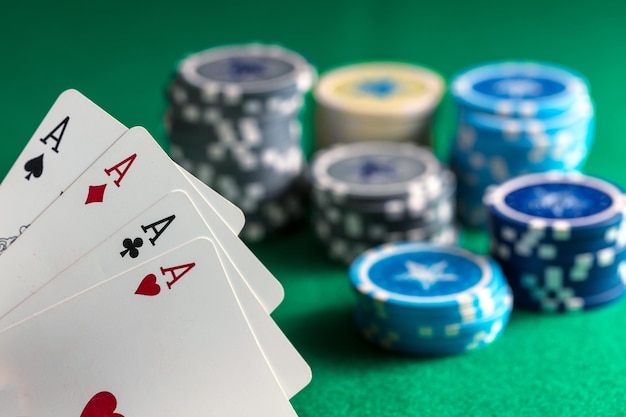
[0,126,283,319]
[0,89,127,254]
[0,88,243,250]
[0,238,298,416]
[181,167,245,234]
[0,190,310,398]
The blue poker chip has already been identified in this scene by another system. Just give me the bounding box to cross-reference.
[349,242,506,310]
[458,99,595,151]
[492,243,626,297]
[487,210,626,254]
[484,172,626,233]
[354,306,510,355]
[354,283,511,326]
[580,283,626,310]
[451,61,589,118]
[357,287,513,332]
[509,279,625,312]
[355,297,511,333]
[486,172,626,313]
[350,242,513,355]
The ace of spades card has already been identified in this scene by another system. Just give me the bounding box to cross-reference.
[0,90,311,415]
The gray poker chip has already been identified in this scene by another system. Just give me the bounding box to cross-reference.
[165,43,315,242]
[309,141,458,264]
[313,222,459,265]
[310,141,444,201]
[177,44,315,96]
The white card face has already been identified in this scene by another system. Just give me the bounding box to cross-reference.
[0,126,283,319]
[0,190,310,398]
[0,238,297,417]
[0,89,127,254]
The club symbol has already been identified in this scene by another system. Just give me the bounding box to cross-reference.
[120,237,144,258]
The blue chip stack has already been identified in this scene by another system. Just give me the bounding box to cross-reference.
[449,61,595,227]
[349,242,512,355]
[310,142,458,264]
[485,172,626,312]
[165,44,316,242]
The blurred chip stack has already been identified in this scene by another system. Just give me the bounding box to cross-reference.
[165,43,316,241]
[485,172,626,312]
[314,62,445,149]
[310,142,457,264]
[449,61,595,227]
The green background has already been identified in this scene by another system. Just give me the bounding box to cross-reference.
[3,1,626,415]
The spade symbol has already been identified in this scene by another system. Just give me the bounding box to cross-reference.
[24,154,44,180]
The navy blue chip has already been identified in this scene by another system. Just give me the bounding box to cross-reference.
[504,182,613,219]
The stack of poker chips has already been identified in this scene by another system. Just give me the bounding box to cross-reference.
[165,43,316,242]
[314,62,445,149]
[485,172,626,312]
[349,242,513,355]
[449,61,595,227]
[310,142,457,265]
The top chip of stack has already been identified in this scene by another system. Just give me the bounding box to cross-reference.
[449,61,595,227]
[170,44,315,114]
[314,62,445,149]
[310,142,458,264]
[451,62,589,118]
[485,171,626,312]
[165,44,316,242]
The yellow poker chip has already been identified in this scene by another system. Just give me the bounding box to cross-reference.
[315,62,446,117]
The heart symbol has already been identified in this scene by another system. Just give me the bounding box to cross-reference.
[135,273,160,296]
[80,391,124,417]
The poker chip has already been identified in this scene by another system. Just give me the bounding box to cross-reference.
[449,61,595,227]
[451,61,589,118]
[485,172,626,312]
[164,43,316,241]
[314,62,445,149]
[349,242,512,355]
[310,142,457,264]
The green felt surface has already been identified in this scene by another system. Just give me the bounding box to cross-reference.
[3,0,626,415]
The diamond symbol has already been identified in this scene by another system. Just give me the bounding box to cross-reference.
[85,184,107,205]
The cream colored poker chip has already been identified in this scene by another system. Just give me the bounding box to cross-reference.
[314,62,445,117]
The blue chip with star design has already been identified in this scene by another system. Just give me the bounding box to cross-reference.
[485,171,626,232]
[349,242,506,309]
[451,61,589,118]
